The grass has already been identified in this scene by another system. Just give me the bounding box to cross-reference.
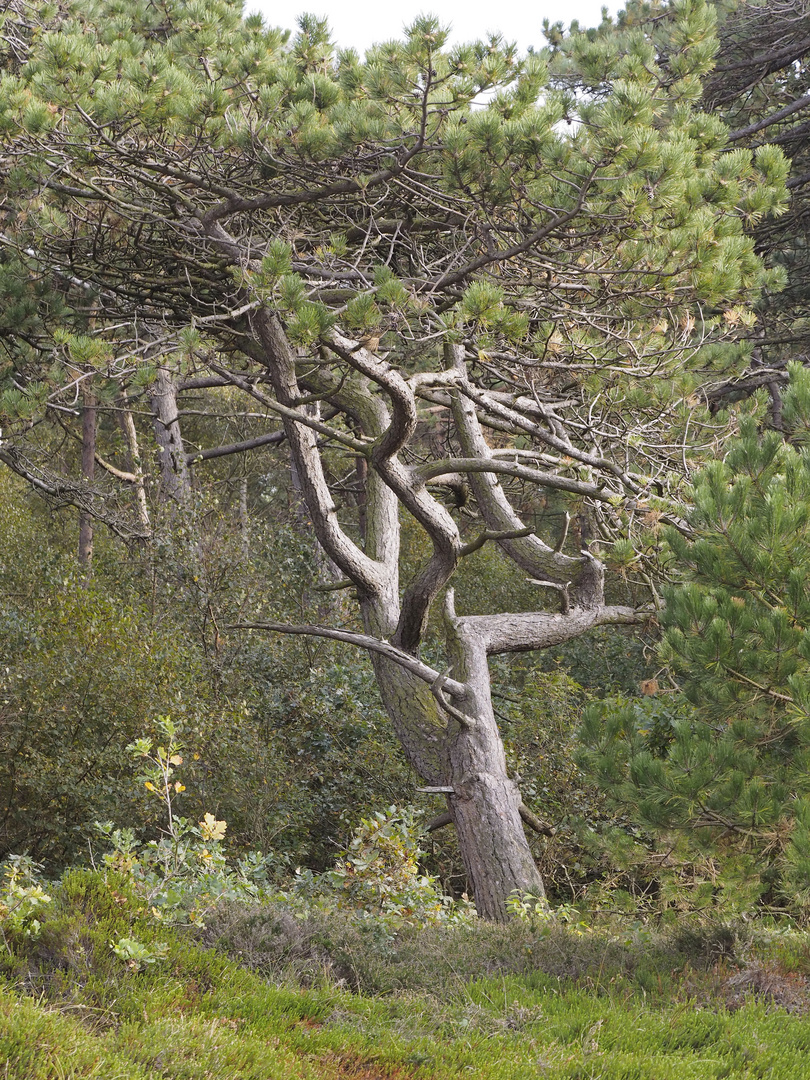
[3,875,810,1079]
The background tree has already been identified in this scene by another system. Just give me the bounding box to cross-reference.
[0,0,788,917]
[705,0,810,370]
[553,0,810,424]
[647,0,810,422]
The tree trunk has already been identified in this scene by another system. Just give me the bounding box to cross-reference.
[238,476,250,559]
[150,366,190,504]
[364,597,545,921]
[444,611,545,919]
[78,382,96,569]
[117,391,150,531]
[369,655,449,785]
[447,732,545,919]
[249,313,633,920]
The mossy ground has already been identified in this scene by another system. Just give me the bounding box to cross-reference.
[3,875,810,1079]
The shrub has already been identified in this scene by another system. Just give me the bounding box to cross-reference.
[0,855,52,944]
[94,717,274,927]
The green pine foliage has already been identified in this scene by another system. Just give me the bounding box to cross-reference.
[580,365,810,914]
[0,0,790,435]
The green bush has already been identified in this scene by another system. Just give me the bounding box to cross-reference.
[0,473,414,876]
[93,717,275,927]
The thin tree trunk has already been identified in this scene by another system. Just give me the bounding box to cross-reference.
[238,476,249,558]
[117,391,150,531]
[78,381,96,569]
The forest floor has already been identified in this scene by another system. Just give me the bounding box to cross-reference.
[3,875,810,1080]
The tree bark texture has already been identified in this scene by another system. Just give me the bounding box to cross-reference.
[150,367,191,505]
[366,640,544,920]
[444,611,546,916]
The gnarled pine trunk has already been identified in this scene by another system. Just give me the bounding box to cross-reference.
[366,601,545,921]
[444,611,545,919]
[252,314,643,921]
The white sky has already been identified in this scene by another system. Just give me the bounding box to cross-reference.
[246,1,620,55]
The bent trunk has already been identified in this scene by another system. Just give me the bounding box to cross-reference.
[365,600,545,921]
[445,614,545,919]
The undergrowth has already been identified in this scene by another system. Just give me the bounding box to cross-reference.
[3,867,810,1079]
[4,720,810,1078]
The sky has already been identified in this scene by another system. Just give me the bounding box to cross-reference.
[246,0,620,56]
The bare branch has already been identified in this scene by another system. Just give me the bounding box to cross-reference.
[727,92,810,142]
[431,671,476,728]
[417,457,620,502]
[327,331,462,653]
[447,344,587,590]
[526,577,572,615]
[185,430,285,463]
[519,804,555,837]
[460,527,534,558]
[459,604,650,656]
[0,447,151,541]
[209,361,369,453]
[227,620,468,698]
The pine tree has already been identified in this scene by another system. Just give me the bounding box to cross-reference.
[0,0,791,917]
[580,364,810,911]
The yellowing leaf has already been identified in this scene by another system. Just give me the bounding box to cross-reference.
[169,754,183,766]
[200,812,227,840]
[144,781,155,791]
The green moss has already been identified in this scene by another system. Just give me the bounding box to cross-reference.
[0,984,152,1079]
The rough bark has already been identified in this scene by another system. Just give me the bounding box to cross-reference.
[442,598,545,917]
[365,587,548,920]
[367,655,450,786]
[365,633,545,920]
[150,366,191,505]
